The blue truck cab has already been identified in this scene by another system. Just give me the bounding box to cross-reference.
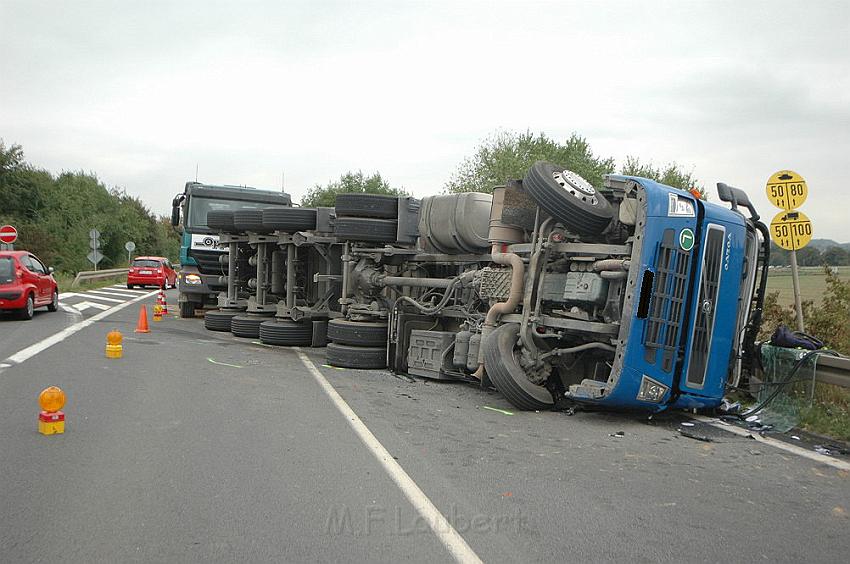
[566,176,767,411]
[170,182,291,318]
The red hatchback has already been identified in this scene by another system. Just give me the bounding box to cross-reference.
[0,251,59,319]
[127,256,177,289]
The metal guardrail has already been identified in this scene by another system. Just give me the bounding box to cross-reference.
[813,355,850,389]
[756,344,850,391]
[71,268,128,287]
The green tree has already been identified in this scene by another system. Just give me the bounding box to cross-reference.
[301,171,405,207]
[0,140,180,273]
[444,129,700,195]
[822,246,850,267]
[445,130,615,194]
[795,245,823,266]
[619,156,703,195]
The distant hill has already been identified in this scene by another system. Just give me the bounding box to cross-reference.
[808,239,850,252]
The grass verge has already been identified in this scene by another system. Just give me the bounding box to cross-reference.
[54,273,129,294]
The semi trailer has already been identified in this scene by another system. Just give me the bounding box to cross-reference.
[202,162,768,413]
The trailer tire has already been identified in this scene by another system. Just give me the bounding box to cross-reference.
[326,343,387,369]
[259,319,313,346]
[233,210,274,234]
[207,210,238,233]
[327,319,388,346]
[262,208,317,232]
[484,323,554,411]
[334,217,398,243]
[523,161,613,235]
[204,309,239,332]
[335,193,398,219]
[230,314,271,338]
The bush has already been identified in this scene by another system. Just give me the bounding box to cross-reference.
[760,268,850,354]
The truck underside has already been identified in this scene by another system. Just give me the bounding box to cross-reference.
[198,162,768,413]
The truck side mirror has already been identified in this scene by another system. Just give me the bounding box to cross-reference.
[717,182,759,221]
[171,194,184,227]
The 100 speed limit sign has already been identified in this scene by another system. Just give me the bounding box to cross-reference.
[770,210,813,251]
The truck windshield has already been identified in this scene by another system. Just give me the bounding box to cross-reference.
[186,197,288,229]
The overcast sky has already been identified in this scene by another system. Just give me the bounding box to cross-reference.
[2,0,848,240]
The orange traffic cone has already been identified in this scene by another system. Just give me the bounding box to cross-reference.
[135,305,151,333]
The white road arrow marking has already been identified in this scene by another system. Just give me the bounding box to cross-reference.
[68,301,110,312]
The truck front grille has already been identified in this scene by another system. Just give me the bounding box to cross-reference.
[686,225,725,388]
[643,228,691,372]
[190,249,225,275]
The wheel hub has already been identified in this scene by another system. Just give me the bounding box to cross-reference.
[553,169,598,205]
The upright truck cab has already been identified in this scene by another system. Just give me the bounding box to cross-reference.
[171,182,292,317]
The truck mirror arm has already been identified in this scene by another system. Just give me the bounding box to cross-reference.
[717,182,759,221]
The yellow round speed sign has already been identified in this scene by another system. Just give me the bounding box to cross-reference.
[770,210,813,251]
[766,170,807,210]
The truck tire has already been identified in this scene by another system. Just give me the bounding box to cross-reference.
[262,207,317,232]
[335,193,398,219]
[179,301,196,318]
[523,161,613,235]
[484,323,554,411]
[207,210,237,233]
[259,319,313,346]
[334,217,397,243]
[230,314,270,338]
[233,210,273,234]
[205,309,238,332]
[326,343,387,369]
[327,319,388,347]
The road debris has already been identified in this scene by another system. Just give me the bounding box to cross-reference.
[608,431,625,438]
[680,421,695,427]
[678,428,714,442]
[206,358,243,368]
[482,406,514,416]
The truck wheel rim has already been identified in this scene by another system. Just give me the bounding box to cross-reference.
[553,169,598,205]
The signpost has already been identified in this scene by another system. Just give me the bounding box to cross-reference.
[0,224,17,250]
[88,229,104,271]
[125,241,136,264]
[766,170,811,331]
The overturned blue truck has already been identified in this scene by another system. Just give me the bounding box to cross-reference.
[198,162,769,413]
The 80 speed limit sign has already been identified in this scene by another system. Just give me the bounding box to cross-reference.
[765,170,807,211]
[769,210,812,251]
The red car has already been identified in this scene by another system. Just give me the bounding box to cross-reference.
[0,251,59,319]
[127,256,177,289]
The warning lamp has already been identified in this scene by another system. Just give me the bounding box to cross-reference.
[689,187,704,200]
[38,386,66,435]
[39,386,66,413]
[106,329,123,358]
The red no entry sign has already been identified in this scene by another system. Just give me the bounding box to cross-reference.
[0,225,18,244]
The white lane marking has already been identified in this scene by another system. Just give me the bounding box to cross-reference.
[118,288,152,294]
[68,301,110,312]
[0,363,11,369]
[88,288,139,298]
[73,292,124,303]
[2,289,159,367]
[57,292,82,300]
[690,414,850,471]
[294,349,483,564]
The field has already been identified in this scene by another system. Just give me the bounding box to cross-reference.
[765,265,850,307]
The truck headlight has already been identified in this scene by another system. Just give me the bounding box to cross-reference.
[184,273,202,285]
[636,375,668,403]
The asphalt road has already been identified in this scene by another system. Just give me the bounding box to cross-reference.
[1,289,849,563]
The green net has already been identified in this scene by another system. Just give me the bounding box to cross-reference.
[755,344,823,432]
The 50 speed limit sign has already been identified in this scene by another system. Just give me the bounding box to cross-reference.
[770,210,812,251]
[766,170,807,210]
